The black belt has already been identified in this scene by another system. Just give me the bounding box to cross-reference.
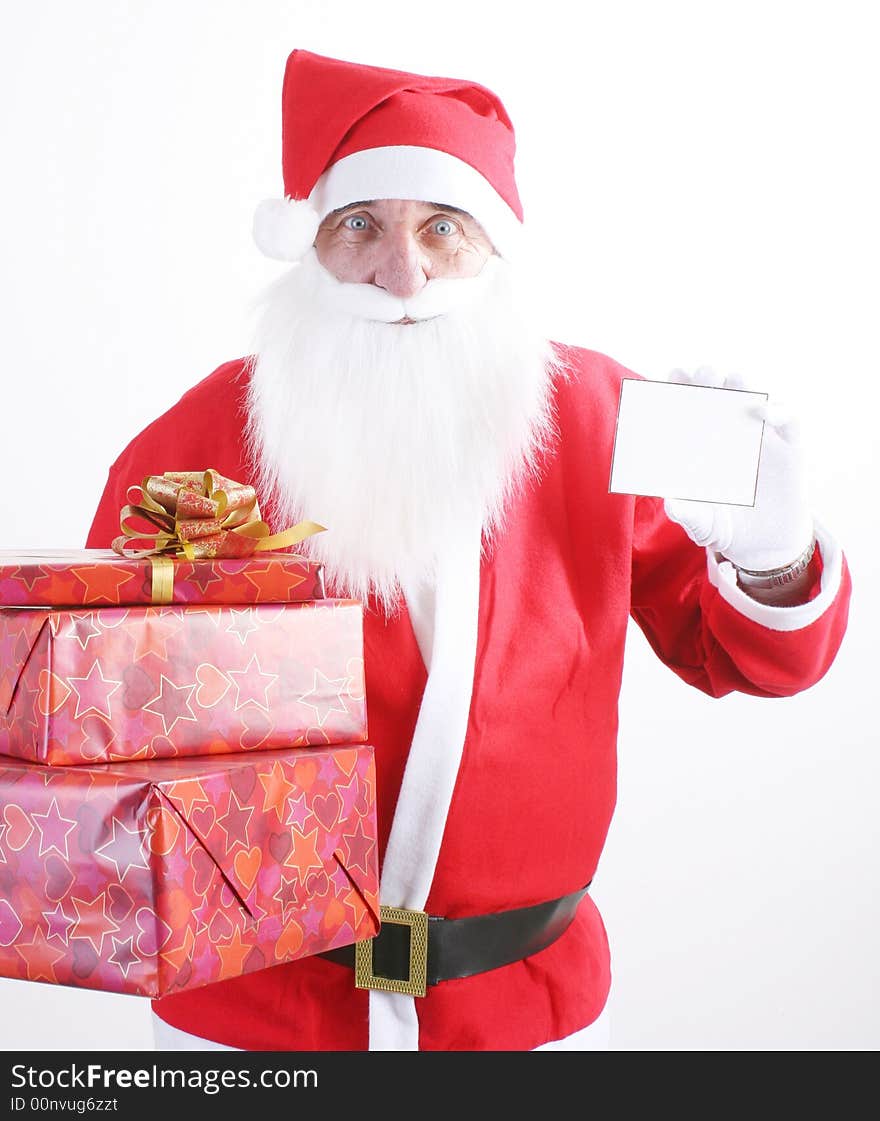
[320,883,590,997]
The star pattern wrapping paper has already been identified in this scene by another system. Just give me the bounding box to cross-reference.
[0,745,379,996]
[0,600,367,766]
[0,549,325,608]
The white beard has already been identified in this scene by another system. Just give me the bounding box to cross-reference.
[244,248,564,615]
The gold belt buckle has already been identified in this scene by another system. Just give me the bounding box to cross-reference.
[355,905,429,998]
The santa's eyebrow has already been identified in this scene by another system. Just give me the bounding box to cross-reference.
[329,200,374,216]
[426,202,473,217]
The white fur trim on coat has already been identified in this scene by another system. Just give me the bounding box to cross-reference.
[707,521,843,631]
[368,506,484,1050]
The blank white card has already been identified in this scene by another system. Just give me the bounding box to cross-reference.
[608,379,768,507]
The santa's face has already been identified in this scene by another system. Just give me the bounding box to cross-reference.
[314,199,495,321]
[245,200,564,615]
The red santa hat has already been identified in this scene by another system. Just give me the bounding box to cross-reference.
[253,49,524,262]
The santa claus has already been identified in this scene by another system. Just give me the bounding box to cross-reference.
[86,48,851,1051]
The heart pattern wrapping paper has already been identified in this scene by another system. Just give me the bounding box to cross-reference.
[0,745,379,997]
[0,599,367,766]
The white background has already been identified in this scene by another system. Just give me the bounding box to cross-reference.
[0,0,876,1051]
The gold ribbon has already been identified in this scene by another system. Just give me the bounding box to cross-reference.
[112,469,326,564]
[149,556,176,605]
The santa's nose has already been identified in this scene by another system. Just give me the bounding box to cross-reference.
[372,229,429,299]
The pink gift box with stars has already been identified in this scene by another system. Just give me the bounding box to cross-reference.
[0,745,379,996]
[0,599,367,766]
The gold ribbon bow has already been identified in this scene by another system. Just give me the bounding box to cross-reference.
[111,469,325,562]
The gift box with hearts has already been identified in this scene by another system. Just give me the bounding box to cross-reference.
[0,744,378,997]
[0,599,366,766]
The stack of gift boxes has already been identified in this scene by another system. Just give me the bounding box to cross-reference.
[0,472,379,998]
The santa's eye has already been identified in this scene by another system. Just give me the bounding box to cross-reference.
[432,219,456,236]
[343,214,370,231]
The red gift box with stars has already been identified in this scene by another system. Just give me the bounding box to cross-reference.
[0,745,379,997]
[0,549,326,609]
[0,600,367,766]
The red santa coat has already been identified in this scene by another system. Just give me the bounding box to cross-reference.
[86,344,851,1051]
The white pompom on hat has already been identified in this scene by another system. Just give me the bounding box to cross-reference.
[253,49,524,262]
[252,197,320,262]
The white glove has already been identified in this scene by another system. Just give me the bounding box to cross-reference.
[663,366,815,572]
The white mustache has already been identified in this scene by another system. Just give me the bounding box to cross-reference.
[307,248,498,322]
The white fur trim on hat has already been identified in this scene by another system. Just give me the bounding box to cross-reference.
[308,145,523,260]
[252,197,321,261]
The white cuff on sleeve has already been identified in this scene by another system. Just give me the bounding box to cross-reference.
[706,521,843,632]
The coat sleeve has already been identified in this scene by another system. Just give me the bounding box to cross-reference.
[86,358,252,548]
[86,417,191,549]
[629,493,851,699]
